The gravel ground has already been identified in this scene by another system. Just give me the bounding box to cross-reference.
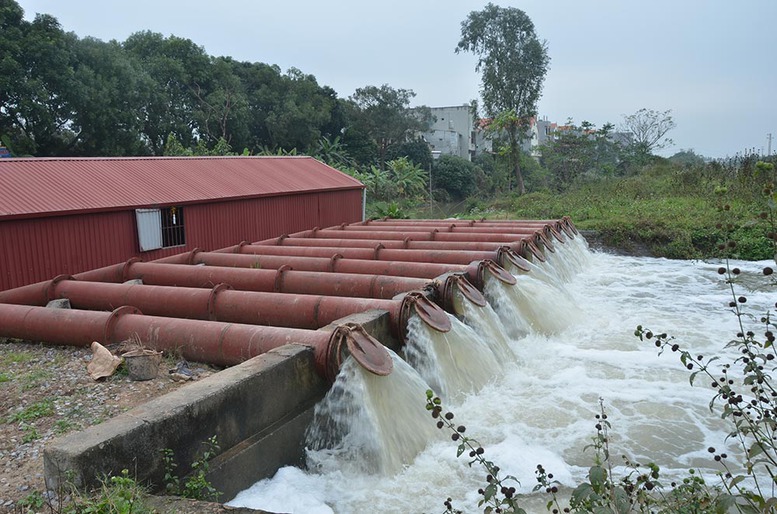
[0,337,230,513]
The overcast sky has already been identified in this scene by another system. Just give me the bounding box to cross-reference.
[16,0,777,158]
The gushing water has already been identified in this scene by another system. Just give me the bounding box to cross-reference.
[304,353,440,476]
[451,290,517,366]
[230,236,762,513]
[403,313,502,401]
[484,273,582,337]
[508,258,560,287]
[540,236,591,282]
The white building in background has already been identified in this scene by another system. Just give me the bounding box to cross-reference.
[419,105,491,161]
[420,106,625,162]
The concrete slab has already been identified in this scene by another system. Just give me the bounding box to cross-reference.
[44,344,328,495]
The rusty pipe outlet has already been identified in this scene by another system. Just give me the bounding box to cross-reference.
[320,323,393,381]
[399,291,451,336]
[439,273,487,313]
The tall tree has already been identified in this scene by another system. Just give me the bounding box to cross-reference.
[264,67,338,152]
[457,3,550,194]
[123,31,211,154]
[348,84,432,168]
[192,56,250,148]
[68,37,152,155]
[0,3,78,155]
[621,108,676,156]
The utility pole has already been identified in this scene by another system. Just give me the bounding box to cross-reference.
[768,133,773,156]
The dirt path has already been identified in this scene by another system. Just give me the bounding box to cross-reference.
[0,338,243,512]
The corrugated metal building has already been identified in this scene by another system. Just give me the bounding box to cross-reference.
[0,156,365,291]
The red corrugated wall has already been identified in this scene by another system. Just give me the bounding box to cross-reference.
[0,189,362,291]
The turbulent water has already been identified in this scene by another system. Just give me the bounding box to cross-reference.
[229,241,775,514]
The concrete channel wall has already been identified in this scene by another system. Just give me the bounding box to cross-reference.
[43,310,396,500]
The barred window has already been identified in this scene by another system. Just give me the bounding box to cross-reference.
[161,206,185,247]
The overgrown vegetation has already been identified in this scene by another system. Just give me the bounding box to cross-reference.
[466,155,777,260]
[12,436,222,513]
[161,435,221,502]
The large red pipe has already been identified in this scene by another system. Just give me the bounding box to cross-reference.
[351,222,566,243]
[365,216,575,229]
[361,217,578,238]
[323,224,560,246]
[287,228,556,253]
[2,264,490,322]
[183,251,517,289]
[0,278,451,341]
[67,259,432,300]
[252,235,546,262]
[223,242,530,270]
[0,304,392,381]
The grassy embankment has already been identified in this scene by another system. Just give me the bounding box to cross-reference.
[469,162,775,261]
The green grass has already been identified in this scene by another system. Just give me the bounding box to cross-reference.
[469,164,774,260]
[20,369,53,391]
[0,350,36,366]
[6,398,55,424]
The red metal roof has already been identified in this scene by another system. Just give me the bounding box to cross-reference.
[0,156,364,219]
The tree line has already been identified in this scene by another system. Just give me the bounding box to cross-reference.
[0,0,430,165]
[1,0,680,216]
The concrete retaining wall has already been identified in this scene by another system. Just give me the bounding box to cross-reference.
[43,309,396,500]
[44,344,328,499]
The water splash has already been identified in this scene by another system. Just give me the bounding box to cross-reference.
[230,251,749,514]
[305,353,440,476]
[484,274,582,337]
[507,257,562,288]
[451,290,517,365]
[404,313,501,401]
[541,235,592,282]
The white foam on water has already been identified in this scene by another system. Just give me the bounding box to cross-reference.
[304,353,441,477]
[485,273,583,336]
[229,242,773,514]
